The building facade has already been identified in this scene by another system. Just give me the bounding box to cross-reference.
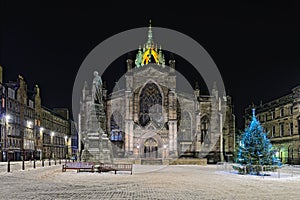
[78,26,236,163]
[0,66,77,161]
[245,86,300,164]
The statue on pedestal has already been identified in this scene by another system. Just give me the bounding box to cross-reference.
[92,71,103,104]
[81,71,113,164]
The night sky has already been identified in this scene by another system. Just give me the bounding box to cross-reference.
[1,1,300,130]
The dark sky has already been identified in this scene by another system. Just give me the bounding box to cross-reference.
[1,1,300,130]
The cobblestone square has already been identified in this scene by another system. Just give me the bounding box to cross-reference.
[1,162,300,199]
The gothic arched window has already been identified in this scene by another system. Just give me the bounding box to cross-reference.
[110,111,123,131]
[201,116,209,143]
[110,111,123,141]
[179,111,192,141]
[139,83,162,126]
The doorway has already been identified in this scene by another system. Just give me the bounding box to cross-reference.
[144,138,158,158]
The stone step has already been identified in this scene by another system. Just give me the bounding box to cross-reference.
[141,159,163,165]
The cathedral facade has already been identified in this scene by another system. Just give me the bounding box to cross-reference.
[78,25,235,164]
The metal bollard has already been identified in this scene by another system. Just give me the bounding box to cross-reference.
[42,159,44,167]
[7,160,10,173]
[49,159,51,166]
[22,159,25,170]
[55,159,56,165]
[59,159,61,164]
[33,160,36,169]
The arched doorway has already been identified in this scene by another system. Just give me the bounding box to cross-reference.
[144,138,158,158]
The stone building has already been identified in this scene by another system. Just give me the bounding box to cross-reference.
[78,25,235,164]
[0,66,76,161]
[245,86,300,164]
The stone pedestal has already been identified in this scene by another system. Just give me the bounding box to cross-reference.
[99,132,113,163]
[81,102,113,163]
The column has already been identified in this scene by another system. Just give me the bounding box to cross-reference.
[173,120,178,156]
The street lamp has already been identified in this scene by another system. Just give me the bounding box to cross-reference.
[163,144,167,159]
[4,114,12,161]
[64,136,68,159]
[26,120,33,128]
[5,114,11,122]
[137,144,140,158]
[50,132,55,159]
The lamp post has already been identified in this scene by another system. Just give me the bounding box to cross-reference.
[4,114,11,161]
[137,144,140,158]
[39,127,44,160]
[64,135,68,160]
[51,132,55,160]
[163,144,167,159]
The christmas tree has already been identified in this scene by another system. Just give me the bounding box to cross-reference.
[237,108,275,167]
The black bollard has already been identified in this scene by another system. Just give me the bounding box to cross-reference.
[55,159,56,165]
[33,160,36,169]
[59,159,61,164]
[42,159,44,167]
[7,160,10,173]
[22,159,25,170]
[49,159,51,166]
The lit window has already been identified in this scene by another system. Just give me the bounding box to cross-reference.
[289,106,293,115]
[280,108,284,117]
[272,126,275,137]
[279,123,284,137]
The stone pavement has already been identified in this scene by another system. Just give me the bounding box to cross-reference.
[1,163,300,199]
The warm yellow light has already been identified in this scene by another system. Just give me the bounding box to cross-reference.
[5,114,11,121]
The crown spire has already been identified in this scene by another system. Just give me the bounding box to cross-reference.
[135,20,165,67]
[147,19,153,48]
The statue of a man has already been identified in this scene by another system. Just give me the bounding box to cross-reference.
[92,71,103,104]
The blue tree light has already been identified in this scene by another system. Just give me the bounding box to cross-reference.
[237,108,276,166]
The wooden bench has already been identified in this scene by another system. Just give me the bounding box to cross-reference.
[98,163,133,175]
[62,162,95,172]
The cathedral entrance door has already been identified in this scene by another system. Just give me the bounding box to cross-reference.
[144,138,158,158]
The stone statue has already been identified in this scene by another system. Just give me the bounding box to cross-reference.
[92,71,103,104]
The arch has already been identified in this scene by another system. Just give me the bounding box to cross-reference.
[178,111,192,141]
[288,144,294,164]
[201,115,210,144]
[110,111,124,142]
[110,111,123,131]
[139,82,163,127]
[143,137,158,158]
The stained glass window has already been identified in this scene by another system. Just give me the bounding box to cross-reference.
[179,111,192,140]
[201,116,209,143]
[139,83,162,126]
